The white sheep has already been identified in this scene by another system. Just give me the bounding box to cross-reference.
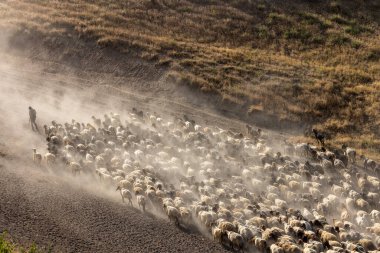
[136,194,146,212]
[69,162,81,176]
[32,148,42,165]
[116,186,133,206]
[164,204,180,226]
[44,152,56,167]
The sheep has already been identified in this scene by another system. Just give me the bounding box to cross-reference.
[226,231,244,252]
[333,159,345,169]
[278,243,302,253]
[358,238,376,251]
[312,129,325,146]
[96,168,112,182]
[218,220,237,233]
[238,224,254,241]
[262,227,284,246]
[368,224,380,236]
[319,230,339,245]
[212,225,223,243]
[136,194,146,212]
[288,181,300,191]
[364,158,377,171]
[342,145,356,164]
[370,210,380,222]
[116,186,133,206]
[356,198,370,211]
[44,152,56,167]
[118,179,132,190]
[251,237,267,252]
[356,213,371,227]
[367,175,380,189]
[331,185,344,196]
[270,244,284,253]
[35,112,380,253]
[321,159,333,171]
[69,162,81,176]
[32,148,42,165]
[179,207,192,226]
[163,204,180,226]
[247,217,267,227]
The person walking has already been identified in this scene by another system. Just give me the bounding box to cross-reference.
[29,106,39,132]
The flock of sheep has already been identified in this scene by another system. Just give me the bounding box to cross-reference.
[32,108,380,253]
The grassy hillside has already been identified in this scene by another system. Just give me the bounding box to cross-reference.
[0,0,379,158]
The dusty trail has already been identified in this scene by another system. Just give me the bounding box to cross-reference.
[0,54,234,252]
[0,158,231,253]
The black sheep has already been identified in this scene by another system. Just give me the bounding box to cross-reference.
[312,129,325,146]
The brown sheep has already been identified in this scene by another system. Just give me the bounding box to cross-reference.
[338,231,351,241]
[218,221,238,233]
[250,237,267,252]
[319,230,339,244]
[368,224,380,235]
[288,181,301,191]
[358,238,376,251]
[356,198,370,211]
[247,216,267,227]
[328,240,341,248]
[262,227,284,245]
[277,236,302,253]
[212,226,222,243]
[289,219,302,228]
[279,243,302,253]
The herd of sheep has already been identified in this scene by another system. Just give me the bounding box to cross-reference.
[32,108,380,253]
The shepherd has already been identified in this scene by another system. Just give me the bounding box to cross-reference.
[29,106,39,132]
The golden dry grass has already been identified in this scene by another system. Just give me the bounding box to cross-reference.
[0,0,379,158]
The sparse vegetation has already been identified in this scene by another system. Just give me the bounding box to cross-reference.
[0,232,14,253]
[0,0,379,159]
[0,232,44,253]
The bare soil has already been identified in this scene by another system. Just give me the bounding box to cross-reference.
[0,49,235,253]
[0,29,290,252]
[0,157,231,253]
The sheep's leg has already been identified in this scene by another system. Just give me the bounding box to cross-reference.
[129,198,133,206]
[142,204,145,212]
[122,196,125,203]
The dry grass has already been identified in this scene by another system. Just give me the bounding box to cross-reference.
[0,0,379,158]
